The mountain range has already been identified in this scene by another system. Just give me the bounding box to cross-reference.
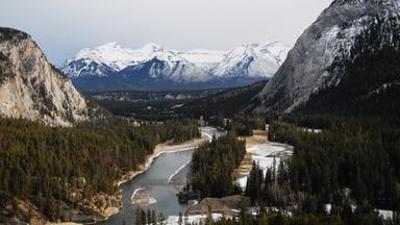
[1,0,400,125]
[62,41,289,91]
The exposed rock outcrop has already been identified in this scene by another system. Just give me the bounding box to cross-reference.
[0,28,93,126]
[253,0,400,113]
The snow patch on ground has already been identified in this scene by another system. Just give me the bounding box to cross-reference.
[236,142,293,190]
[165,213,226,225]
[376,209,394,221]
[325,204,394,221]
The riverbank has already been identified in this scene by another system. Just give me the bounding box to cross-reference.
[48,130,210,225]
[122,136,208,206]
[94,127,224,225]
[244,130,268,146]
[182,130,293,222]
[117,135,208,187]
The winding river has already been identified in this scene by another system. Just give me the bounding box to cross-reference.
[99,127,225,225]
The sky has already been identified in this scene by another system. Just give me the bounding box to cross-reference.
[0,0,332,66]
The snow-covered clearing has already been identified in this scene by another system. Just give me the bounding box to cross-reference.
[325,204,394,221]
[236,142,293,190]
[165,213,226,225]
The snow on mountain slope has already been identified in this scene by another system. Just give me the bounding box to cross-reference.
[119,55,216,83]
[252,0,400,113]
[176,49,225,71]
[75,42,138,71]
[64,42,164,78]
[62,40,289,91]
[211,41,289,79]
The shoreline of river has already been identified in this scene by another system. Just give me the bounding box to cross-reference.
[98,136,207,222]
[49,131,210,225]
[117,135,208,187]
[99,127,224,225]
[102,132,209,219]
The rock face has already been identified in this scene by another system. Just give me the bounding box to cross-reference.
[253,0,400,113]
[0,28,91,126]
[62,41,288,91]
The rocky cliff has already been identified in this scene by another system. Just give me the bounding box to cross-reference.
[253,0,400,114]
[0,28,92,126]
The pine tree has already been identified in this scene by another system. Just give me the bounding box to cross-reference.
[151,210,156,225]
[135,208,143,225]
[158,212,166,225]
[147,209,152,225]
[178,212,183,225]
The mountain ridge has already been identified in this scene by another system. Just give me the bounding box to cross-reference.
[62,41,289,91]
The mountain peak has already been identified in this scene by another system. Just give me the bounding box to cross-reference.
[141,42,163,53]
[76,42,126,58]
[331,0,399,6]
[210,40,290,79]
[97,41,124,49]
[0,27,30,42]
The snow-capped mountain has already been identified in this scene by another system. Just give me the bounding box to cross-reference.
[64,42,168,78]
[251,0,400,113]
[62,41,289,91]
[211,41,288,81]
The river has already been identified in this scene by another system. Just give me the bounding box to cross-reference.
[99,127,224,225]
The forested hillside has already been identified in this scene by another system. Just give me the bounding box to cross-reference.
[180,81,266,118]
[267,17,400,213]
[296,17,400,119]
[190,132,246,198]
[269,120,400,210]
[0,118,199,221]
[88,88,223,120]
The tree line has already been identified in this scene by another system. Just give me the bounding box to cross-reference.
[244,160,291,208]
[233,114,400,224]
[268,120,400,210]
[134,207,168,225]
[199,208,399,225]
[190,132,246,198]
[208,115,266,137]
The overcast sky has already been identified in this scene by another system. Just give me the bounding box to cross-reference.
[0,0,332,65]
